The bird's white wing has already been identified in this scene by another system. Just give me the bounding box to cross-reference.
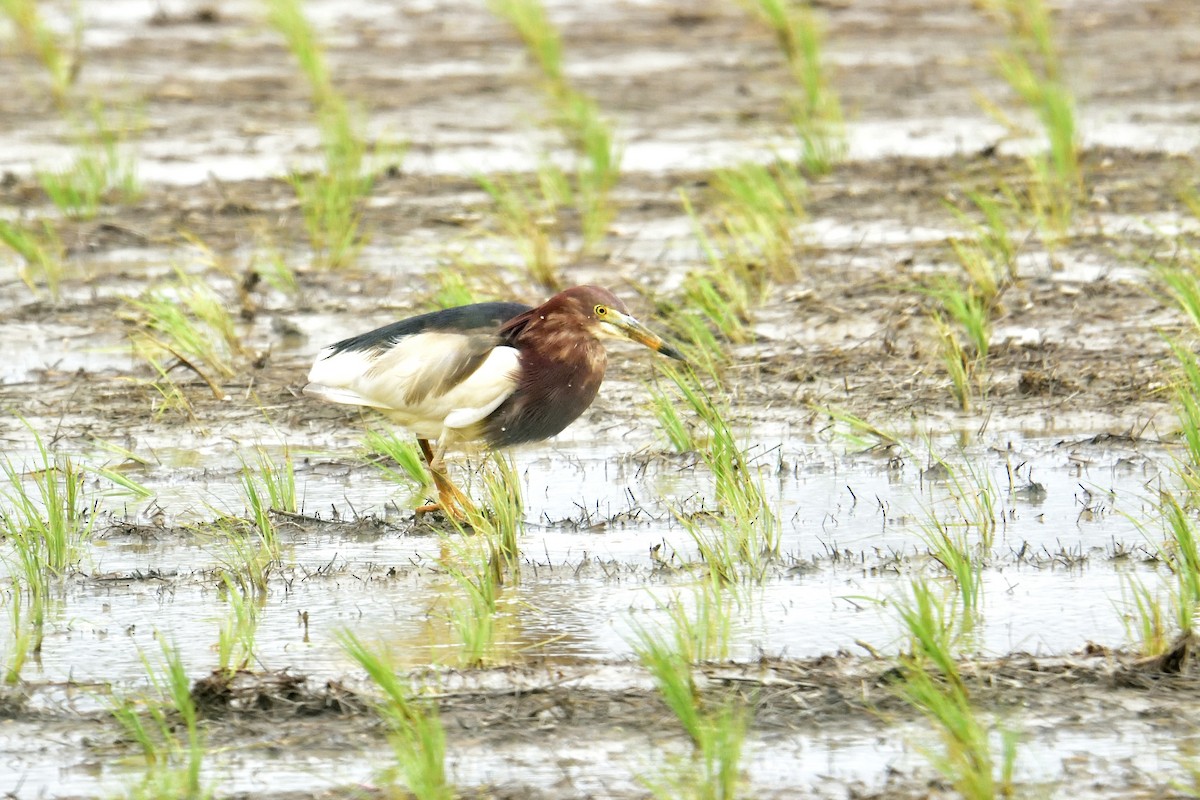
[305,331,520,437]
[305,349,391,408]
[440,346,521,430]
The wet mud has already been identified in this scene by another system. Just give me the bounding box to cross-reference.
[2,0,1200,797]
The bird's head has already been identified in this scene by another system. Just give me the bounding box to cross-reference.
[552,286,685,361]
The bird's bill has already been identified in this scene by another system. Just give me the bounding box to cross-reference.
[604,310,686,361]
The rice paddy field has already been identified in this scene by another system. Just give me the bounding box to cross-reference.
[2,0,1200,797]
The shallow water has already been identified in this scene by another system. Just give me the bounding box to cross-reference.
[2,0,1199,796]
[0,431,1166,689]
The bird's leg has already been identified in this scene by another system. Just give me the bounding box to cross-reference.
[430,435,450,472]
[415,437,471,518]
[417,437,436,466]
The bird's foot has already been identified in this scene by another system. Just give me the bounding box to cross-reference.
[414,498,469,517]
[414,501,460,519]
[415,436,475,522]
[414,485,476,523]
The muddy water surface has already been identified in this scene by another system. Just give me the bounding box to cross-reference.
[2,0,1200,797]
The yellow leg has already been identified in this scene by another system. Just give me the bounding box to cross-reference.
[415,438,471,518]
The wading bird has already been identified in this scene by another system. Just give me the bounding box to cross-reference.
[304,285,683,514]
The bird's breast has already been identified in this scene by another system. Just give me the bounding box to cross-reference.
[481,341,607,448]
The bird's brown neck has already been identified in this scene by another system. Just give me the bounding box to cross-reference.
[480,312,608,448]
[513,314,608,385]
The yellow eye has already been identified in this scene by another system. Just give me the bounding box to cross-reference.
[594,304,608,317]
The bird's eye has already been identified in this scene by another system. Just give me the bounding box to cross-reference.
[594,304,608,317]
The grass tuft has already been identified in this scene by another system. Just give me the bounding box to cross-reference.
[924,205,1012,411]
[1139,256,1200,652]
[487,0,621,256]
[928,304,982,413]
[109,637,212,799]
[476,167,565,289]
[340,632,452,800]
[264,0,400,268]
[811,404,902,450]
[946,188,1021,288]
[215,573,263,676]
[466,454,525,573]
[708,159,807,285]
[211,517,278,598]
[36,103,141,220]
[249,237,299,295]
[557,89,622,248]
[1120,573,1171,658]
[920,518,984,625]
[1,431,94,576]
[0,217,66,299]
[241,447,298,515]
[4,1,142,225]
[428,268,488,310]
[437,454,525,666]
[740,0,845,175]
[2,586,40,685]
[0,429,111,679]
[215,462,289,596]
[487,0,563,86]
[631,588,747,799]
[977,0,1079,234]
[121,267,248,403]
[438,541,503,668]
[362,429,430,489]
[659,164,802,378]
[0,0,78,106]
[1157,495,1200,640]
[655,364,778,582]
[893,579,1017,799]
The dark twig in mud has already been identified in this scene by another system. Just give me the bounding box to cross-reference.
[268,508,332,525]
[157,344,226,401]
[191,668,365,717]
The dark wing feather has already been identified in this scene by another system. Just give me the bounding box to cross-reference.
[327,302,532,355]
